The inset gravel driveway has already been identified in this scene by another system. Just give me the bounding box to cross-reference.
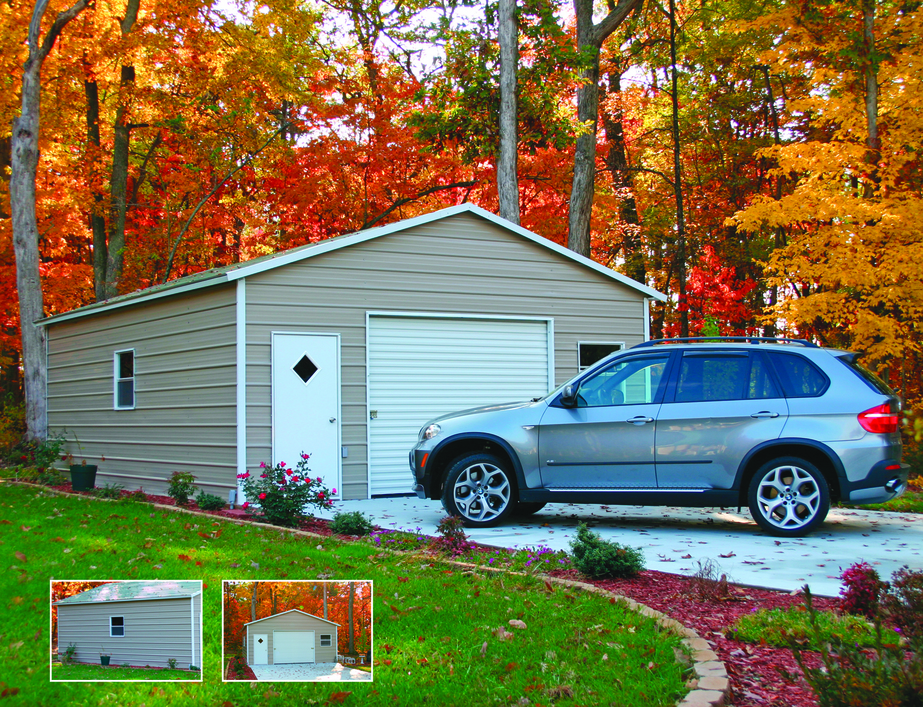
[250,662,372,682]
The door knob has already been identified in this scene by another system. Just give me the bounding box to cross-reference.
[329,417,336,423]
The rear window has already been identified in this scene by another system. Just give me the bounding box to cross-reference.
[838,356,895,395]
[767,352,829,398]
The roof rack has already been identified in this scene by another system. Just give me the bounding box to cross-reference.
[632,336,818,349]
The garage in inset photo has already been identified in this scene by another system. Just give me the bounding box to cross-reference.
[41,204,665,502]
[244,609,339,665]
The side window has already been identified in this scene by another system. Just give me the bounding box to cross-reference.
[114,350,135,410]
[578,342,625,371]
[767,353,829,397]
[320,634,332,647]
[576,355,669,407]
[110,616,125,637]
[748,354,781,399]
[675,354,750,402]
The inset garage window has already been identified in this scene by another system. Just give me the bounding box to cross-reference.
[578,342,625,371]
[320,634,332,647]
[114,350,135,409]
[110,616,125,637]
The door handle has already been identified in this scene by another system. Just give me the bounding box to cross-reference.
[626,416,654,425]
[750,411,780,419]
[329,417,337,423]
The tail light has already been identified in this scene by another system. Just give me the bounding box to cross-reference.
[858,403,899,434]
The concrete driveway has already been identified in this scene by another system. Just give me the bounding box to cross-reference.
[318,497,923,597]
[250,662,372,682]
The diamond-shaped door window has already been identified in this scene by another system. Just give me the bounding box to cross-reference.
[293,354,319,384]
[258,638,264,644]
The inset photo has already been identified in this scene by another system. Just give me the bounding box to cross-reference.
[50,580,203,682]
[223,580,372,682]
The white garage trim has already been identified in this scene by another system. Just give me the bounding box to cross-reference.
[273,631,315,664]
[365,312,554,497]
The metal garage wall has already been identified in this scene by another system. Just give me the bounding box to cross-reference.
[367,314,553,495]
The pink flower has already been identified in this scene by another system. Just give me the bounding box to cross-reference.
[332,488,337,495]
[279,478,286,485]
[242,502,250,510]
[316,477,322,483]
[259,493,266,500]
[237,471,250,479]
[318,492,325,500]
[260,473,267,478]
[301,453,310,460]
[291,476,300,483]
[280,461,286,468]
[259,462,266,468]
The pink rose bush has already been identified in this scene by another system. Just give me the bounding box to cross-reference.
[236,451,334,526]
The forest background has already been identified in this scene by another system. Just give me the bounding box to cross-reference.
[2,0,921,440]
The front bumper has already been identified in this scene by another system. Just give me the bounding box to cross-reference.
[409,448,433,498]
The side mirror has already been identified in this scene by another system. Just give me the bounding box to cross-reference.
[559,384,577,407]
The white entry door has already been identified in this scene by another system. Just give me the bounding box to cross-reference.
[272,333,341,496]
[252,633,268,664]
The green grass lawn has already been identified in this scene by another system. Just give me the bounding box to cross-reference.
[2,482,688,706]
[850,486,923,514]
[51,663,200,681]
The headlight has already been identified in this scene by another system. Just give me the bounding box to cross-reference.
[423,423,442,440]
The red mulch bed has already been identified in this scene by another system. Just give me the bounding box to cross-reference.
[225,657,257,681]
[35,480,839,704]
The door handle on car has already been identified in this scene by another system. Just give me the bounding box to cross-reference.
[626,416,654,425]
[750,411,780,419]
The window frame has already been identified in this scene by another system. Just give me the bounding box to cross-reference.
[110,615,125,637]
[765,351,831,399]
[577,341,625,371]
[320,634,332,647]
[113,349,136,410]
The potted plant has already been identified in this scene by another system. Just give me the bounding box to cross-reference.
[65,431,97,492]
[99,648,110,666]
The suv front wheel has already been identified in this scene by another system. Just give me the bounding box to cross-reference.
[441,453,517,527]
[747,457,830,537]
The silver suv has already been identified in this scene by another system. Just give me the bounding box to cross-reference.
[409,338,908,537]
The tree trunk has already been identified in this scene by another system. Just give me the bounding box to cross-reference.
[667,0,687,336]
[84,76,108,302]
[10,0,91,441]
[348,582,355,654]
[497,0,520,224]
[103,0,142,300]
[567,0,643,258]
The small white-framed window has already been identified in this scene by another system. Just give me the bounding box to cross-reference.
[578,341,625,371]
[110,616,125,637]
[114,349,135,409]
[320,634,332,647]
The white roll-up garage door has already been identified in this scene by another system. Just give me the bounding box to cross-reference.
[273,631,314,663]
[367,314,553,495]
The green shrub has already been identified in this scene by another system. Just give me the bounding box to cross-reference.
[195,491,225,511]
[167,471,197,505]
[569,523,645,579]
[125,488,147,502]
[93,483,125,500]
[0,398,25,455]
[168,658,177,669]
[840,561,887,618]
[14,432,67,472]
[60,643,77,665]
[330,510,374,536]
[732,605,876,648]
[237,453,334,527]
[793,587,923,707]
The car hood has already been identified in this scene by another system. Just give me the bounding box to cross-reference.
[425,399,542,426]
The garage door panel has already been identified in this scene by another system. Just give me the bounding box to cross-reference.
[273,631,314,664]
[368,315,552,495]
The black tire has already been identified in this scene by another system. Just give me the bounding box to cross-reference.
[513,502,547,517]
[747,456,830,537]
[441,453,517,528]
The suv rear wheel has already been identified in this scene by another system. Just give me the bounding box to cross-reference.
[747,457,830,537]
[441,453,517,527]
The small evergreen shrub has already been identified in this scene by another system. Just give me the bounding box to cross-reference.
[92,483,124,499]
[569,523,645,579]
[434,515,476,556]
[330,510,374,536]
[125,488,147,502]
[168,658,177,669]
[237,453,334,527]
[195,491,225,511]
[839,561,887,618]
[732,605,876,648]
[794,587,923,707]
[60,643,77,665]
[884,566,923,640]
[167,471,197,505]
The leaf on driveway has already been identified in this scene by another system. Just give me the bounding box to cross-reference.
[719,552,736,558]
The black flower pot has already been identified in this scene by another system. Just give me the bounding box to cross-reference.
[70,465,98,492]
[100,655,110,666]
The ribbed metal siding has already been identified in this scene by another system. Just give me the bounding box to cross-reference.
[46,286,237,496]
[367,315,551,495]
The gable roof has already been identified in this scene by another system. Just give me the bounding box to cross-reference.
[243,608,340,627]
[39,204,666,326]
[54,581,201,605]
